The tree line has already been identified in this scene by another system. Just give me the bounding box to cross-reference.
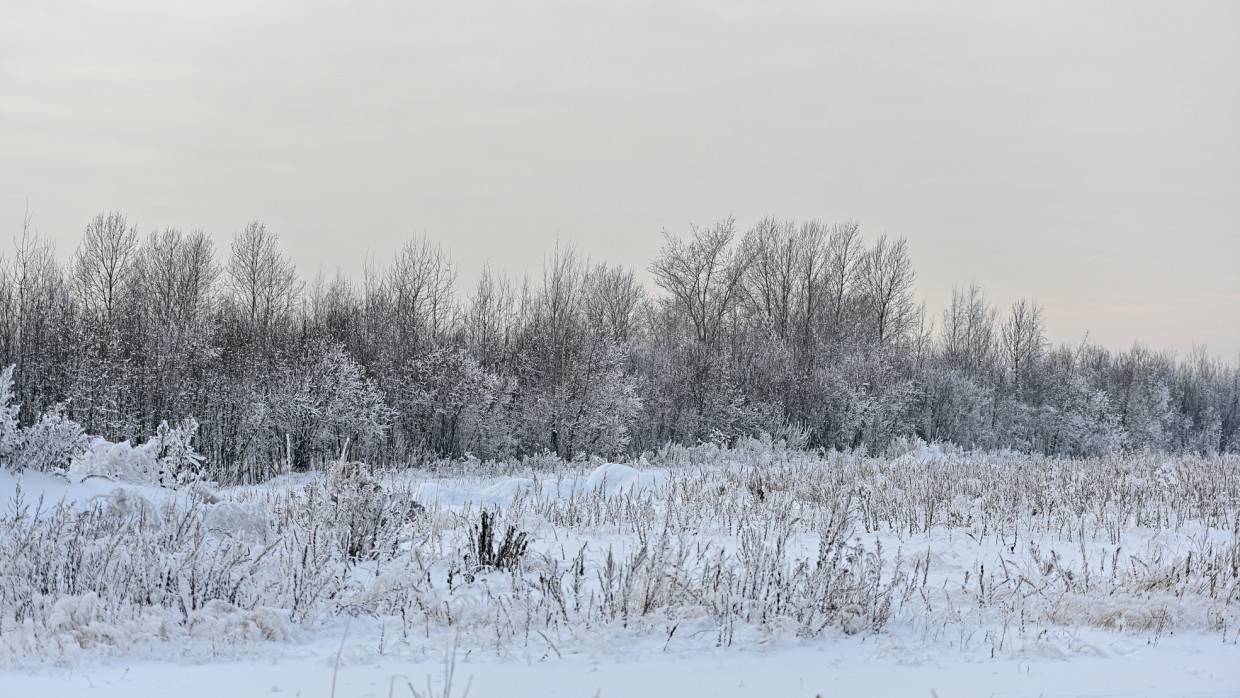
[3,210,1237,481]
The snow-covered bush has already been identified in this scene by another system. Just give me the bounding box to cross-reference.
[153,418,206,487]
[204,501,271,542]
[69,437,159,482]
[322,460,425,559]
[520,339,642,458]
[0,366,21,466]
[1036,372,1127,456]
[69,419,206,486]
[14,405,91,473]
[0,365,92,473]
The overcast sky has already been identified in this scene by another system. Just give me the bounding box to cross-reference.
[2,0,1237,356]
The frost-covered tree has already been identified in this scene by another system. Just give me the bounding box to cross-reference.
[1001,298,1045,394]
[73,211,137,328]
[130,228,219,435]
[651,218,748,350]
[920,369,995,448]
[270,340,393,468]
[941,284,997,376]
[1037,361,1127,457]
[523,339,641,458]
[399,347,516,459]
[857,235,916,346]
[225,221,301,342]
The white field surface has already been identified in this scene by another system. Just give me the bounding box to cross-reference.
[3,627,1236,698]
[1,443,1238,697]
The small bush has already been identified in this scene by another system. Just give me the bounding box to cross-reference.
[467,509,530,572]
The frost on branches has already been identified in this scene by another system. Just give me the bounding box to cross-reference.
[0,360,206,486]
[269,339,393,469]
[0,365,91,474]
[67,419,205,486]
[0,215,1236,480]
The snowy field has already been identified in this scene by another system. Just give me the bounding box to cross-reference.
[2,441,1238,697]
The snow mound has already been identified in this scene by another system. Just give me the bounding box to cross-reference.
[482,477,536,501]
[189,600,291,643]
[582,462,666,495]
[66,421,205,487]
[0,467,175,512]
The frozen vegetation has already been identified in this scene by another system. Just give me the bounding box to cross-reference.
[2,212,1237,482]
[1,438,1237,696]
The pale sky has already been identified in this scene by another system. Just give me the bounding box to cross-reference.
[2,0,1238,356]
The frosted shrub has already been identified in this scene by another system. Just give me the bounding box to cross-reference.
[318,460,423,559]
[204,501,271,542]
[0,366,21,469]
[14,405,90,473]
[0,363,95,474]
[69,437,160,482]
[403,348,518,460]
[67,419,207,486]
[153,418,206,487]
[270,339,394,468]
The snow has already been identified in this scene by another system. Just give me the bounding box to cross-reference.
[2,450,1238,697]
[67,419,206,487]
[0,466,178,510]
[3,628,1236,698]
[582,462,666,495]
[411,462,668,508]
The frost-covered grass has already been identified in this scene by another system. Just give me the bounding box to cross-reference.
[1,441,1237,672]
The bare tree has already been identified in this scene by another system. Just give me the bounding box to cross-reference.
[583,263,643,344]
[387,237,455,353]
[535,242,584,389]
[823,221,863,342]
[650,217,748,350]
[226,221,301,339]
[1001,298,1045,392]
[466,265,515,369]
[942,283,997,374]
[742,218,800,341]
[858,234,916,345]
[74,211,137,326]
[137,228,218,328]
[6,208,69,420]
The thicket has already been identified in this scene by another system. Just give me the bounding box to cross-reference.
[3,211,1236,481]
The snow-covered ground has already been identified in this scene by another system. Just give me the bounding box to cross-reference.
[2,443,1238,696]
[5,628,1237,697]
